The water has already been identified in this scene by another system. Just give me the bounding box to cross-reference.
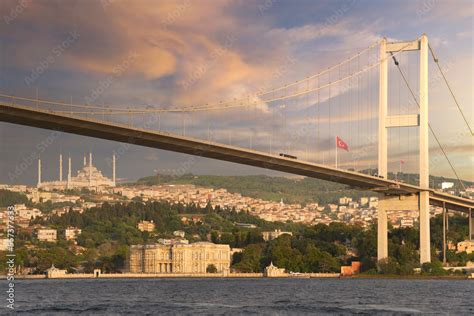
[4,278,474,315]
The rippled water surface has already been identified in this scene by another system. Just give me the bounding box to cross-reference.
[5,278,474,315]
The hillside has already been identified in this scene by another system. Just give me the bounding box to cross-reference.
[136,173,472,205]
[136,174,376,205]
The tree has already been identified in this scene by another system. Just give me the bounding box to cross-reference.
[265,235,303,272]
[0,190,28,207]
[206,264,218,273]
[377,257,399,275]
[394,243,419,275]
[233,244,265,272]
[421,260,448,276]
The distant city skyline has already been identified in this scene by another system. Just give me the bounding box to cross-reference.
[1,0,472,184]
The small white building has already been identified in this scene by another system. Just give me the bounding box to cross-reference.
[264,262,287,277]
[441,182,454,190]
[137,220,155,232]
[173,230,185,238]
[158,238,189,245]
[339,197,352,205]
[65,227,82,241]
[457,240,474,254]
[368,200,378,209]
[14,204,42,220]
[400,217,414,228]
[359,197,369,206]
[0,238,10,251]
[262,229,292,241]
[37,228,57,242]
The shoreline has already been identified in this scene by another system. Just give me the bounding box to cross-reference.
[351,274,470,280]
[5,274,472,281]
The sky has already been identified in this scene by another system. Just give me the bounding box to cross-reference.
[0,0,473,185]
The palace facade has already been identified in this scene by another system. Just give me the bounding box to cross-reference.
[128,242,230,274]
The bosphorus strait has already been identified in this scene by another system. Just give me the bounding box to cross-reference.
[10,278,474,315]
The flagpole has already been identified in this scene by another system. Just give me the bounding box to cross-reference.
[335,136,338,169]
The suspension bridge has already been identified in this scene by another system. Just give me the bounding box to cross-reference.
[0,34,472,264]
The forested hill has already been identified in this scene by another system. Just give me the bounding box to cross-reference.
[135,173,472,205]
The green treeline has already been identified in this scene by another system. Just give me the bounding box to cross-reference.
[2,194,472,276]
[0,189,28,207]
[136,173,472,205]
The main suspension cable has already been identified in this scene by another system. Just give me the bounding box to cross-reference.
[1,40,406,115]
[428,44,473,136]
[390,53,466,190]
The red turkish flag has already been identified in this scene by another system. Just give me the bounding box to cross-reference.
[336,136,349,151]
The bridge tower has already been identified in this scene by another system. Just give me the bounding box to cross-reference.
[378,34,431,264]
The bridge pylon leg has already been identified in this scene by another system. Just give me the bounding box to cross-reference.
[469,208,472,241]
[418,34,431,265]
[378,194,421,266]
[377,194,388,263]
[419,191,431,264]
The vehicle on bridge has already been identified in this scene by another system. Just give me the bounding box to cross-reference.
[279,153,297,159]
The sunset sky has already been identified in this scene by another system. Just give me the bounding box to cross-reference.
[0,0,472,185]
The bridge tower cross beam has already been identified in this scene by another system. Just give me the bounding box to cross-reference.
[377,34,431,265]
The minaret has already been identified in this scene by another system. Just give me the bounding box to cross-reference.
[83,155,86,167]
[37,158,42,187]
[59,154,63,182]
[112,152,116,186]
[67,156,72,189]
[89,152,92,187]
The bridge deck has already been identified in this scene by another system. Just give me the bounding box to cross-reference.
[1,103,472,213]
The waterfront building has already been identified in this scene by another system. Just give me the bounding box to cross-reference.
[128,242,230,274]
[37,228,57,242]
[262,229,293,241]
[264,262,286,277]
[46,264,67,278]
[340,261,361,276]
[137,220,155,232]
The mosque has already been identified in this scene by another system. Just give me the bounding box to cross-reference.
[37,153,116,191]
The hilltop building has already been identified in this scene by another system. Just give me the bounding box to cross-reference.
[457,240,474,254]
[37,152,116,191]
[441,182,454,190]
[65,227,82,241]
[137,220,155,232]
[262,229,292,241]
[128,242,230,274]
[37,228,57,242]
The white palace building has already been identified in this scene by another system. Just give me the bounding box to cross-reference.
[37,153,116,191]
